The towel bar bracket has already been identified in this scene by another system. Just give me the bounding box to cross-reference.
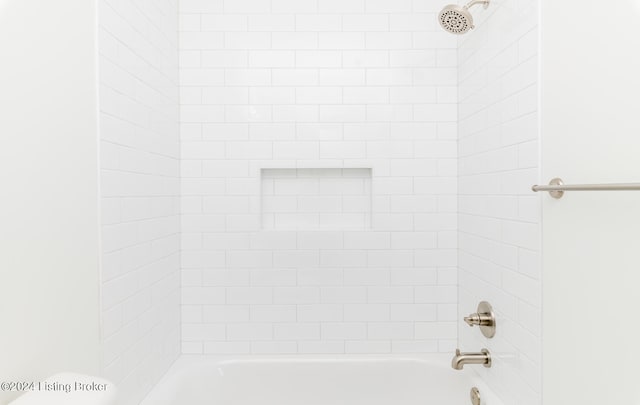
[541,177,564,199]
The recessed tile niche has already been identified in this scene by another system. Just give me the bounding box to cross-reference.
[261,168,372,230]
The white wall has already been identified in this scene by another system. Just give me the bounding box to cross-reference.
[0,0,101,404]
[541,0,640,403]
[179,0,460,355]
[457,0,541,404]
[98,0,181,403]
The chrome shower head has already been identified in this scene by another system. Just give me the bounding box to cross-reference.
[438,0,490,35]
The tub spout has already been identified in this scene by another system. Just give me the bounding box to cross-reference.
[451,348,491,370]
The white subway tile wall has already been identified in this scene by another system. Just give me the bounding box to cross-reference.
[99,0,180,403]
[457,1,541,404]
[179,0,458,355]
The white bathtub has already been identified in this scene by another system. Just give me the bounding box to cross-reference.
[141,355,503,405]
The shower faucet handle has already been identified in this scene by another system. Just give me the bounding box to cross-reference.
[463,313,492,326]
[463,301,496,338]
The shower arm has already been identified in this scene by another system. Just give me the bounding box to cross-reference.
[465,0,490,9]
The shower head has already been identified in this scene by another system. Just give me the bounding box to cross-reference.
[438,0,490,35]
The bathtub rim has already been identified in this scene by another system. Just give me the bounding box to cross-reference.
[140,354,505,405]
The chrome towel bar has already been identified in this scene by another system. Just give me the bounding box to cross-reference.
[532,177,640,199]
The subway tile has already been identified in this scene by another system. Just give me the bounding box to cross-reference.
[181,287,226,305]
[223,0,271,13]
[368,286,414,303]
[251,341,298,354]
[201,15,247,31]
[297,269,344,286]
[366,33,413,50]
[366,0,411,12]
[203,305,250,323]
[272,69,319,86]
[272,0,317,13]
[227,287,273,304]
[343,87,389,104]
[296,15,341,31]
[204,342,250,354]
[297,231,344,249]
[392,340,438,354]
[180,0,223,12]
[202,51,248,67]
[319,69,366,86]
[367,322,414,339]
[344,304,390,321]
[321,287,367,303]
[342,51,389,68]
[343,269,390,286]
[346,341,391,354]
[298,341,345,354]
[317,0,365,13]
[274,287,321,304]
[273,250,321,267]
[227,323,273,340]
[249,15,295,31]
[320,250,367,267]
[343,14,389,31]
[319,33,365,49]
[250,305,297,322]
[273,141,320,159]
[180,32,224,50]
[297,304,343,322]
[202,269,250,286]
[274,323,321,340]
[250,269,297,286]
[390,304,437,321]
[390,14,436,31]
[321,323,367,340]
[414,322,456,339]
[296,87,343,104]
[272,32,318,49]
